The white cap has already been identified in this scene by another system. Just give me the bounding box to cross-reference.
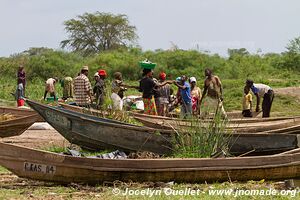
[94,72,99,77]
[190,77,196,83]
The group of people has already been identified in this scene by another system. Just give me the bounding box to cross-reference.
[15,64,275,118]
[139,68,226,118]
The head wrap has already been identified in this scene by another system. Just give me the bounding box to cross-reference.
[159,72,166,80]
[176,77,181,82]
[98,69,107,76]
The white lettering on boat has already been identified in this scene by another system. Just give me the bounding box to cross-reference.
[24,162,56,174]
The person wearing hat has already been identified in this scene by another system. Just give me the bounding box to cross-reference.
[74,66,93,107]
[93,70,106,109]
[245,79,274,118]
[44,77,58,101]
[189,77,202,115]
[156,72,171,116]
[139,68,172,115]
[174,75,192,118]
[199,68,226,118]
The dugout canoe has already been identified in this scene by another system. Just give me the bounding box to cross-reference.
[28,100,299,156]
[0,106,44,122]
[0,109,40,138]
[59,103,296,124]
[27,99,174,155]
[132,114,300,133]
[0,142,300,184]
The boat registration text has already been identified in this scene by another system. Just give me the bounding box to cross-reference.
[24,162,56,174]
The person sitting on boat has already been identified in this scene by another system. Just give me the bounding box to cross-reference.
[43,77,58,101]
[60,77,74,101]
[199,68,227,118]
[174,75,192,118]
[189,77,202,115]
[93,70,106,109]
[139,68,172,115]
[74,66,93,107]
[245,79,274,118]
[242,86,253,117]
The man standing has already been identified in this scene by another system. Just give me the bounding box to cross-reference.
[74,66,92,107]
[199,68,226,118]
[174,75,192,118]
[245,79,274,118]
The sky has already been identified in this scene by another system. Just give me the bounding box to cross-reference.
[0,0,299,57]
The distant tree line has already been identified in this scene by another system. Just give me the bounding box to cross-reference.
[0,12,299,82]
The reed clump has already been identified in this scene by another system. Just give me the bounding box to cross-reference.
[173,107,232,158]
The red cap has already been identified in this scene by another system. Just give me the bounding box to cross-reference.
[159,72,166,80]
[98,69,107,76]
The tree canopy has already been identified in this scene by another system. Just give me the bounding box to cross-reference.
[61,12,138,55]
[286,36,300,54]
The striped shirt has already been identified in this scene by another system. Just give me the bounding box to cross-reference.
[74,74,92,106]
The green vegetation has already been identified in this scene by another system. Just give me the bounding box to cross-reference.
[173,113,231,158]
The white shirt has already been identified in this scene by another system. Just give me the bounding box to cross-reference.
[251,83,271,97]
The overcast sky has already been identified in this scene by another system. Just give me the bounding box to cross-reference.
[0,0,299,57]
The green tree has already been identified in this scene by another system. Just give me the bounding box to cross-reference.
[61,12,138,55]
[286,36,300,53]
[228,48,249,59]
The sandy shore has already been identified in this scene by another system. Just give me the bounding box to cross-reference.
[0,129,69,150]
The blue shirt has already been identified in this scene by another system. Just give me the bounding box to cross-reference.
[180,82,192,104]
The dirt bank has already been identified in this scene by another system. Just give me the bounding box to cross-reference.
[0,129,69,149]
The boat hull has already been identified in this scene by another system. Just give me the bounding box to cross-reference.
[0,142,300,184]
[27,100,300,155]
[27,100,173,155]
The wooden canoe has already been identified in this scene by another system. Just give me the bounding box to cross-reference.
[27,100,174,155]
[28,100,299,156]
[0,142,300,184]
[132,115,300,133]
[0,106,44,122]
[59,103,294,124]
[0,109,40,138]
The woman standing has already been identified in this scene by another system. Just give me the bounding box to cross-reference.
[156,72,171,116]
[17,65,26,96]
[139,69,171,115]
[189,77,202,115]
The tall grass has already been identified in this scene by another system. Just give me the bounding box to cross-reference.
[173,106,232,158]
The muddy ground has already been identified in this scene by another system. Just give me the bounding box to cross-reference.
[274,86,300,101]
[1,129,68,150]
